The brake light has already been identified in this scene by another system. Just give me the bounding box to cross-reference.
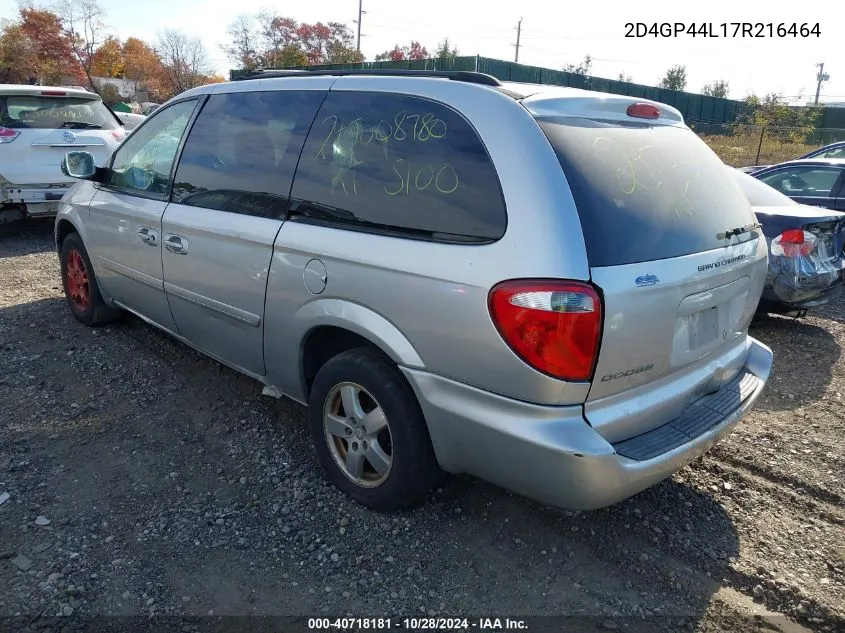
[488,280,602,381]
[41,90,67,96]
[771,229,816,257]
[626,103,661,119]
[0,126,20,143]
[110,128,126,141]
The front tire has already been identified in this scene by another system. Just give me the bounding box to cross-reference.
[59,233,121,327]
[308,347,443,511]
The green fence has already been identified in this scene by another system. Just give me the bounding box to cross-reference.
[230,55,837,127]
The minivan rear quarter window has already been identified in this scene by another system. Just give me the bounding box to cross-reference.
[290,91,507,243]
[537,117,758,267]
[0,95,120,130]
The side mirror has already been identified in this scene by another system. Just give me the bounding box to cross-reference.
[61,151,97,180]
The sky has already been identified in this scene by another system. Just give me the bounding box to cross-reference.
[4,0,842,105]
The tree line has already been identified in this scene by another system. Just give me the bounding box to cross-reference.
[0,0,223,103]
[0,0,809,127]
[221,11,460,71]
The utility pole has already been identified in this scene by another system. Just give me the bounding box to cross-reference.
[355,0,363,53]
[814,62,830,106]
[513,17,522,63]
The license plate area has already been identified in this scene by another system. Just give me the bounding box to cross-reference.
[688,306,719,349]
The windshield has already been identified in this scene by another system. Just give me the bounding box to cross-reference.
[729,168,796,207]
[0,95,120,130]
[537,117,758,267]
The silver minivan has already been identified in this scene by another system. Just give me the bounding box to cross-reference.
[54,70,773,512]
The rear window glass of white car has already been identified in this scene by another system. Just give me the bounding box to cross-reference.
[0,95,120,130]
[290,91,506,243]
[537,118,759,267]
[171,90,325,218]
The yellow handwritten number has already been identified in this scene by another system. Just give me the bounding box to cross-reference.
[385,160,459,196]
[315,115,338,160]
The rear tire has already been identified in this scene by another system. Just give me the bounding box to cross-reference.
[59,233,121,327]
[308,347,443,511]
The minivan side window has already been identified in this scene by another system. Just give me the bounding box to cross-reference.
[290,91,507,243]
[105,99,198,198]
[171,90,326,219]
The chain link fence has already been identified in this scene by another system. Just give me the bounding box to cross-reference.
[689,122,845,168]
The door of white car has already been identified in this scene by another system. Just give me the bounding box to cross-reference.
[161,86,327,375]
[86,98,199,331]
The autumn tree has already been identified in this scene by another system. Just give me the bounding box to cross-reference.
[375,41,428,62]
[0,21,36,83]
[54,0,106,92]
[658,64,687,91]
[221,13,360,69]
[702,79,730,98]
[157,28,212,95]
[255,12,306,67]
[90,35,123,77]
[122,37,160,82]
[297,21,361,65]
[0,8,85,85]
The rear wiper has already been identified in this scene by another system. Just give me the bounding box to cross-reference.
[59,121,102,129]
[717,222,762,240]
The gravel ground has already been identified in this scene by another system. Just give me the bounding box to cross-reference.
[1,219,843,633]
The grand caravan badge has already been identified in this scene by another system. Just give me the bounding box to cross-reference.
[698,254,747,272]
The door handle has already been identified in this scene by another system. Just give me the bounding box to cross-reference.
[164,233,188,254]
[137,226,158,246]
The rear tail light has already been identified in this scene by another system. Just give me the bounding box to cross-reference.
[0,127,20,144]
[626,102,661,119]
[488,280,603,381]
[771,229,816,257]
[40,90,67,96]
[110,128,126,141]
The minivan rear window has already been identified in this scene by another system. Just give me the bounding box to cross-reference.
[0,95,120,130]
[537,118,758,267]
[291,91,507,243]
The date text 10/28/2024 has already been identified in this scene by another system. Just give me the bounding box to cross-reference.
[307,617,528,631]
[624,23,820,38]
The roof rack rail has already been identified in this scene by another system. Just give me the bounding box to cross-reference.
[234,68,503,87]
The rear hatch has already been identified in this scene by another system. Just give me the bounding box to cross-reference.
[0,91,123,185]
[528,94,768,443]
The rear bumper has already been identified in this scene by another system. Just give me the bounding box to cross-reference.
[760,280,844,311]
[762,254,845,309]
[0,183,73,206]
[402,336,772,511]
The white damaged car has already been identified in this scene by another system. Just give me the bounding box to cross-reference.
[0,84,125,223]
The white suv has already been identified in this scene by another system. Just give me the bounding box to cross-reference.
[0,84,125,223]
